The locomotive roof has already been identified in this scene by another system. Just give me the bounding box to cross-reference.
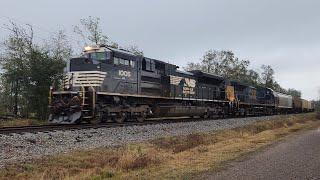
[108,46,178,67]
[268,88,292,98]
[107,47,137,56]
[175,70,194,76]
[143,57,178,68]
[84,45,180,68]
[189,70,224,80]
[83,45,137,56]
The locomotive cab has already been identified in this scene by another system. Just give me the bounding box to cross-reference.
[83,46,112,64]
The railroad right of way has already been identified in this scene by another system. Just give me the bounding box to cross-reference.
[0,114,309,169]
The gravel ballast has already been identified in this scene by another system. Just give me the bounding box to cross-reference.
[0,115,284,168]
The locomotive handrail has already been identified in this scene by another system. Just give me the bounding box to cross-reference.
[81,86,85,106]
[89,86,96,118]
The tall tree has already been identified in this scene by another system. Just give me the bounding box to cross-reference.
[185,50,228,75]
[184,50,301,95]
[124,45,144,56]
[243,69,261,86]
[260,65,275,88]
[0,22,33,116]
[74,16,108,46]
[73,16,144,55]
[287,88,302,97]
[201,50,221,74]
[185,62,203,72]
[185,50,258,83]
[0,22,69,119]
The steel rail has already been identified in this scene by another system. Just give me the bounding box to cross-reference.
[0,113,297,135]
[0,117,208,135]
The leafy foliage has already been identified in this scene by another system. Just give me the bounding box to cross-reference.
[73,16,143,56]
[260,65,275,88]
[185,49,302,96]
[287,88,302,97]
[74,16,109,46]
[185,50,260,86]
[0,22,70,119]
[123,45,144,56]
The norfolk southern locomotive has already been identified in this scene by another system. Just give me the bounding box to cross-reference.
[48,45,314,124]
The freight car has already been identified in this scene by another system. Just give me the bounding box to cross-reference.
[301,99,313,112]
[48,45,309,124]
[273,91,293,114]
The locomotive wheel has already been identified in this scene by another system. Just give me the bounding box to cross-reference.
[201,113,209,119]
[136,116,145,122]
[115,112,126,123]
[98,112,107,123]
[74,118,82,124]
[136,112,146,122]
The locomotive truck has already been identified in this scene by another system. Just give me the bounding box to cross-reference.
[48,45,313,124]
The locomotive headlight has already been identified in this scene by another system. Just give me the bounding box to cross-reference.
[84,46,93,51]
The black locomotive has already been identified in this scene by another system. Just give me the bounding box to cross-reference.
[48,45,313,124]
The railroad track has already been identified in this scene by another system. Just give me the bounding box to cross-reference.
[0,117,212,135]
[0,124,92,135]
[0,113,291,135]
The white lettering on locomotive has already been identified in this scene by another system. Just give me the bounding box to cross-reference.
[170,75,196,95]
[183,87,195,95]
[118,70,131,77]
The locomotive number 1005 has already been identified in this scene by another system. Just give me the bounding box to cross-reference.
[118,70,131,77]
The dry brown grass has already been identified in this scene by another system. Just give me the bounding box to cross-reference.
[0,113,319,180]
[0,118,46,127]
[151,133,213,153]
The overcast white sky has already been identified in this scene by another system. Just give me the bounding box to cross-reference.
[0,0,319,100]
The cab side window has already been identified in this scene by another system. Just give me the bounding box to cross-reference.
[130,61,135,68]
[142,58,155,72]
[114,57,135,68]
[114,57,120,65]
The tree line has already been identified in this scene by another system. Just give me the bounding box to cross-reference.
[185,50,302,97]
[0,16,303,119]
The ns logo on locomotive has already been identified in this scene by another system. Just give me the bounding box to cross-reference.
[48,44,315,124]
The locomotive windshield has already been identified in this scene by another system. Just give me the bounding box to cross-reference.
[85,52,111,63]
